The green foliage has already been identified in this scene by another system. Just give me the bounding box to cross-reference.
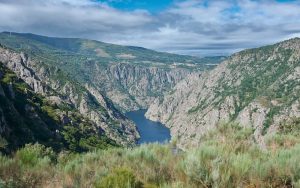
[96,167,142,188]
[0,144,56,187]
[41,105,60,122]
[15,143,56,167]
[2,73,16,84]
[62,124,118,153]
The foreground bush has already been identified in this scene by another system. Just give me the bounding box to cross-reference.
[95,167,142,188]
[0,144,56,187]
[0,123,300,187]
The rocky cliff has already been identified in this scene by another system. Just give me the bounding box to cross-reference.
[87,62,193,111]
[146,38,300,148]
[0,62,120,153]
[0,46,139,148]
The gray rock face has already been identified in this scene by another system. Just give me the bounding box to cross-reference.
[0,47,139,146]
[89,62,193,111]
[146,38,300,148]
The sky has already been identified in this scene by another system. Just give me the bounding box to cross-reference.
[0,0,300,56]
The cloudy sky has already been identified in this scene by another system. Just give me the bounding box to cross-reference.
[0,0,300,56]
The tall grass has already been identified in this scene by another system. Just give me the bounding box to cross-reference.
[1,122,300,187]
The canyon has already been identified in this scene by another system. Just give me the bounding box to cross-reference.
[2,32,300,151]
[0,32,222,149]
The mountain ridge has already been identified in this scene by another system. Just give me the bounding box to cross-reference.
[0,31,224,61]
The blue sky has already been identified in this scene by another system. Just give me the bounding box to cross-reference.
[101,0,174,12]
[103,0,297,12]
[0,0,300,56]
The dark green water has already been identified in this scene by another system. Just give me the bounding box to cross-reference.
[125,110,171,144]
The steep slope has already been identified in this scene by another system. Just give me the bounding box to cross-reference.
[146,38,300,148]
[0,45,138,147]
[0,32,224,111]
[0,63,118,153]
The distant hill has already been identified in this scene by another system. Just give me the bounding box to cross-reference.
[0,32,224,67]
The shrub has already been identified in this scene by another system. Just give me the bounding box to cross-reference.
[15,143,56,167]
[95,167,142,188]
[0,155,19,183]
[180,145,219,187]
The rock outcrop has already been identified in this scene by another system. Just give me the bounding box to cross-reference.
[90,62,193,111]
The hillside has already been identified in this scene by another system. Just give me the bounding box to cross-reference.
[0,63,118,153]
[146,38,300,148]
[0,32,224,111]
[0,45,138,147]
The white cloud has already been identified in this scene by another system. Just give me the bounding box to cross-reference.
[0,0,152,35]
[0,0,300,56]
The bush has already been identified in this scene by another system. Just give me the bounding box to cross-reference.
[15,143,56,167]
[0,144,57,187]
[95,167,142,188]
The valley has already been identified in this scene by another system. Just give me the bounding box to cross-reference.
[1,32,300,188]
[1,0,300,187]
[0,32,222,148]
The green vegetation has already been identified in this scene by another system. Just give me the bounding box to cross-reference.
[0,32,224,68]
[61,124,118,152]
[0,122,300,187]
[95,167,142,188]
[0,32,223,74]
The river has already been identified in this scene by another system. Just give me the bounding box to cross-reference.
[125,109,171,144]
